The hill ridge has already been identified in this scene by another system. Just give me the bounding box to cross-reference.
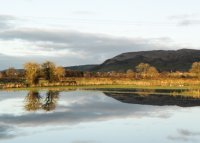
[92,49,200,72]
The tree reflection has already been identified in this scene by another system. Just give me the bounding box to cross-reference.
[24,91,41,111]
[42,90,59,111]
[24,90,59,112]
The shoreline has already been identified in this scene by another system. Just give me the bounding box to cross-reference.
[1,84,200,98]
[0,83,198,90]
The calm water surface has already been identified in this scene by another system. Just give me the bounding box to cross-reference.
[0,90,200,143]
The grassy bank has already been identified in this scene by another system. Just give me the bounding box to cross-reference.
[0,84,199,91]
[1,77,200,89]
[1,78,200,98]
[1,84,200,98]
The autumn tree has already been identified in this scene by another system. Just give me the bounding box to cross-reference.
[24,62,40,85]
[0,72,2,78]
[84,71,92,78]
[147,67,159,78]
[0,72,5,78]
[55,66,65,81]
[136,63,151,78]
[136,63,150,73]
[110,71,117,77]
[190,62,200,77]
[5,67,18,78]
[41,61,56,82]
[126,69,135,78]
[136,63,159,78]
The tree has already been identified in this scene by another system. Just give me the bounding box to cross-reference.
[55,66,65,81]
[0,71,6,78]
[190,62,200,77]
[136,63,150,73]
[136,63,151,78]
[147,67,159,78]
[24,62,40,85]
[126,69,135,78]
[41,61,56,82]
[84,71,91,78]
[5,67,18,78]
[135,63,159,78]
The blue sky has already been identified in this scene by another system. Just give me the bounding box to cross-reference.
[0,0,200,69]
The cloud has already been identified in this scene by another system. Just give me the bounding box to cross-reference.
[178,20,200,26]
[72,11,96,15]
[167,129,200,142]
[0,28,177,69]
[0,15,16,30]
[179,129,200,136]
[72,140,96,143]
[169,14,198,20]
[169,14,200,26]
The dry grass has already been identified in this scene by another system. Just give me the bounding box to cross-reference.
[1,77,200,90]
[73,77,200,87]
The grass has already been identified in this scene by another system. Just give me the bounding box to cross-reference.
[0,84,199,91]
[1,77,200,98]
[2,84,200,98]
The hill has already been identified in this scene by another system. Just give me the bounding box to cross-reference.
[92,49,200,72]
[65,65,98,71]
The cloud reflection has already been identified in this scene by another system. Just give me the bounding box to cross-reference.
[0,124,16,140]
[0,90,175,140]
[167,129,200,142]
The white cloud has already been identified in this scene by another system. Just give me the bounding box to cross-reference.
[169,14,200,26]
[0,28,180,69]
[0,14,17,30]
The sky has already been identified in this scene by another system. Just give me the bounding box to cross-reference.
[0,0,200,69]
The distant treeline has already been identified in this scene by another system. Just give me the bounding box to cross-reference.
[0,61,200,86]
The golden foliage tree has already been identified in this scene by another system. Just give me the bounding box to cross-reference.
[147,67,159,78]
[126,69,135,78]
[24,62,40,85]
[55,66,65,81]
[136,63,150,73]
[41,61,56,82]
[136,63,151,78]
[5,67,18,78]
[136,63,159,78]
[190,62,200,77]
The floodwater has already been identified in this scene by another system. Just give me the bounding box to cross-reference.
[0,89,200,143]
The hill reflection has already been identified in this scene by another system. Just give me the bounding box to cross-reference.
[104,91,200,107]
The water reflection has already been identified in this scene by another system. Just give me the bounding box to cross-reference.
[167,129,200,142]
[0,90,173,127]
[25,90,59,112]
[24,91,41,111]
[42,91,59,111]
[104,91,200,107]
[0,90,200,143]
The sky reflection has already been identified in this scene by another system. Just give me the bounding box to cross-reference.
[0,90,199,143]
